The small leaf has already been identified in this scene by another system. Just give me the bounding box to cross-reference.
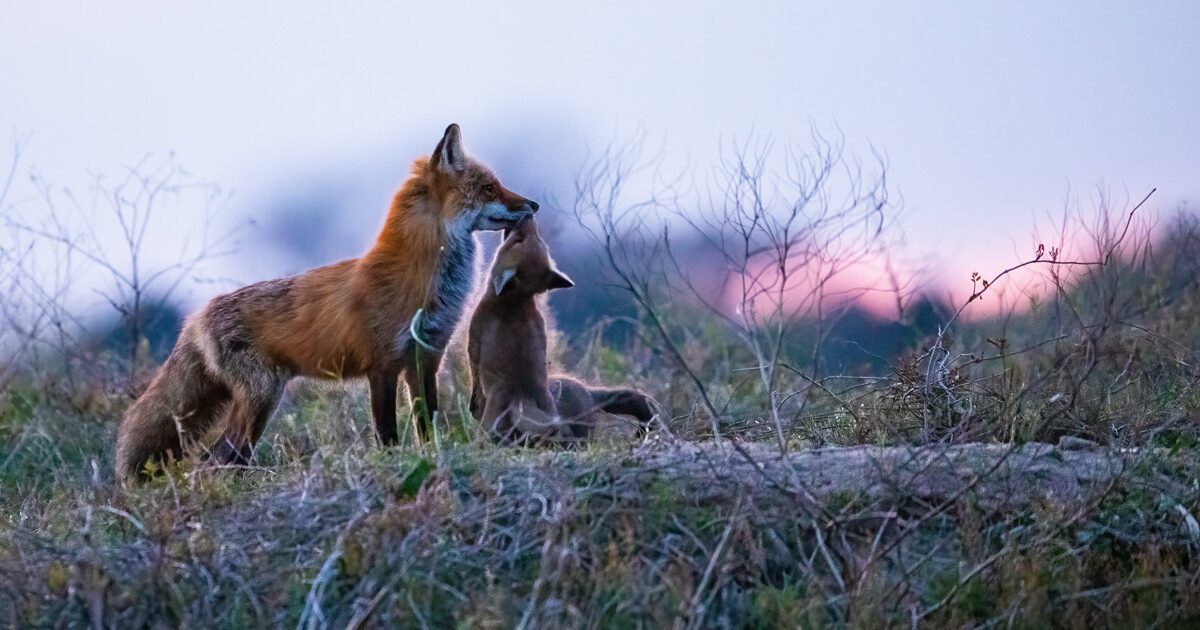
[398,458,435,498]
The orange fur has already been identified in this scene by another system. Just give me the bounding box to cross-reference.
[116,124,538,479]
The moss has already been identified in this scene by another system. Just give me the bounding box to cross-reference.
[745,583,809,629]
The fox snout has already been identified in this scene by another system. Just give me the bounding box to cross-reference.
[504,192,539,216]
[477,189,538,231]
[477,196,537,232]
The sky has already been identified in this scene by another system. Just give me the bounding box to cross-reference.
[3,1,1199,314]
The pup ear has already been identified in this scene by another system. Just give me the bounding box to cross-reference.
[546,268,575,291]
[493,268,517,295]
[432,123,466,174]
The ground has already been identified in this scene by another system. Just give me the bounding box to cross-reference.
[4,415,1199,627]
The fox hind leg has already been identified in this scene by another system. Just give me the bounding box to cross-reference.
[208,371,284,467]
[592,388,659,435]
[116,337,232,480]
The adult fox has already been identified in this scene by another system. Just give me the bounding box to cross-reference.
[116,124,537,479]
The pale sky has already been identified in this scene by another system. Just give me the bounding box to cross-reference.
[3,1,1199,310]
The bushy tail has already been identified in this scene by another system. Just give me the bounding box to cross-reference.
[590,387,660,435]
[115,332,229,480]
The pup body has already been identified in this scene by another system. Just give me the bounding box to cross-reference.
[468,219,656,445]
[549,376,658,441]
[116,124,537,478]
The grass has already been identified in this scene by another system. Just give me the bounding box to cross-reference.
[3,376,1200,628]
[4,248,1200,627]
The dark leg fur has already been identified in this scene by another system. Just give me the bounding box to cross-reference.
[369,367,401,446]
[208,379,283,467]
[202,336,285,467]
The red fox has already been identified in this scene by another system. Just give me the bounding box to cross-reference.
[116,124,538,478]
[467,218,658,445]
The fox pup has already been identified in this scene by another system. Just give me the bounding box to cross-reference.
[467,218,658,445]
[117,124,537,479]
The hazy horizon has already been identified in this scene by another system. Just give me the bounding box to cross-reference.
[4,2,1198,316]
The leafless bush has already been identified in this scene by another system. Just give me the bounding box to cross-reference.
[886,188,1200,446]
[572,128,903,446]
[0,146,242,498]
[571,127,1197,453]
[0,141,25,393]
[1,148,238,394]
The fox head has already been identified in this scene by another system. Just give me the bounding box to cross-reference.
[490,218,574,297]
[426,123,539,231]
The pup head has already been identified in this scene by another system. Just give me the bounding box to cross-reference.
[425,124,539,231]
[490,218,574,297]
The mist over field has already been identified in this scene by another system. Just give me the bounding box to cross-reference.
[4,3,1200,627]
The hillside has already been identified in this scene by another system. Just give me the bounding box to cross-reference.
[4,409,1200,628]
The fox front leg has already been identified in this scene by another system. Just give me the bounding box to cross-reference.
[369,367,401,446]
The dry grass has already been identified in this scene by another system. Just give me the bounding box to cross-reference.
[3,141,1200,627]
[3,378,1200,628]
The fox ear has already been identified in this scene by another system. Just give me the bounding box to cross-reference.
[547,268,575,291]
[432,123,466,174]
[493,268,517,295]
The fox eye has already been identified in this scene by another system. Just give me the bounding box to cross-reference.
[483,183,497,196]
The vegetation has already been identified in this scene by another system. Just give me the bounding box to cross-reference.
[3,138,1200,627]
